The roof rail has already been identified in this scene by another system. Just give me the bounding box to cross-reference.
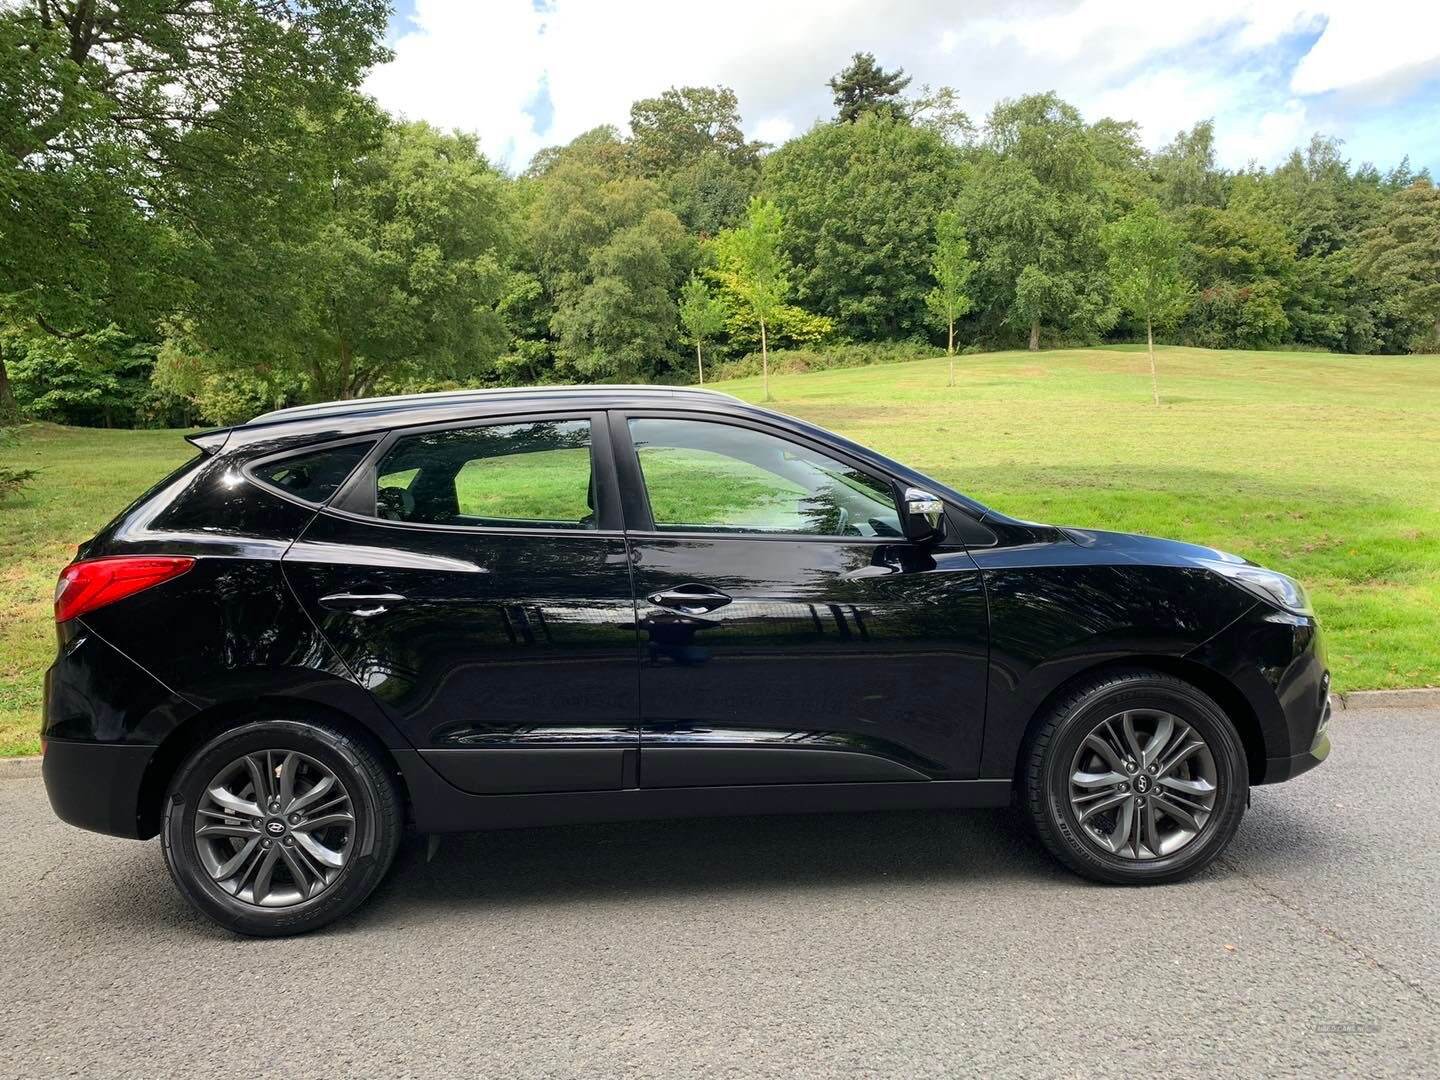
[246,384,738,426]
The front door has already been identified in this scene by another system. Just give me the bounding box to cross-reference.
[283,412,639,794]
[612,413,989,788]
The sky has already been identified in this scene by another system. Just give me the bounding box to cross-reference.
[365,1,1440,176]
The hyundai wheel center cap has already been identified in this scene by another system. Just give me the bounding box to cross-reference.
[1134,774,1153,795]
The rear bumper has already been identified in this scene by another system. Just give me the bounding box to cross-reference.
[42,738,157,839]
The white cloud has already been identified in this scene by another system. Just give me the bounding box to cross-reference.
[365,0,1440,172]
[1289,4,1440,100]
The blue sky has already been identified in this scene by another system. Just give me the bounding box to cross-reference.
[371,1,1440,176]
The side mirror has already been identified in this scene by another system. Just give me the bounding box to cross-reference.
[901,486,947,545]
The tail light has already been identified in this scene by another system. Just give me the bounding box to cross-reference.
[54,556,195,623]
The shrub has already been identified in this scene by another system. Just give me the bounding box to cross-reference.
[708,340,939,381]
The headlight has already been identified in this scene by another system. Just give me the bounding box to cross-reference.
[1201,559,1313,615]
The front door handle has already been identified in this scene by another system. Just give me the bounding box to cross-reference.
[646,584,732,614]
[319,592,408,617]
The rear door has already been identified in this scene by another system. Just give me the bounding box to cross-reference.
[282,411,640,794]
[611,411,989,788]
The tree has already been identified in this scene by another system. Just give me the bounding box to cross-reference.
[713,199,791,400]
[678,275,726,384]
[926,210,976,385]
[629,86,760,176]
[763,115,963,340]
[960,93,1113,350]
[1357,181,1440,350]
[1102,201,1193,405]
[181,121,514,403]
[828,52,910,124]
[0,0,390,415]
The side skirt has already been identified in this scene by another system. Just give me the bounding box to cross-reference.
[394,750,1012,833]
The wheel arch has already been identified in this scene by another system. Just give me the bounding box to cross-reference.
[1010,656,1267,788]
[137,696,412,838]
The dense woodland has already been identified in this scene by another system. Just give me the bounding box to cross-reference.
[3,2,1439,429]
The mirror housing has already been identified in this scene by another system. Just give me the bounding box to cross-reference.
[901,486,947,545]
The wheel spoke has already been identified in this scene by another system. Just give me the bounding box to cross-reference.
[1081,733,1124,772]
[1142,715,1175,768]
[196,822,260,840]
[251,845,282,904]
[293,829,345,869]
[1105,798,1135,854]
[1141,800,1162,858]
[288,774,336,814]
[1071,768,1126,790]
[214,835,261,881]
[297,811,354,831]
[243,754,273,805]
[277,752,299,808]
[1120,712,1146,764]
[206,786,261,819]
[1151,792,1202,831]
[277,842,317,900]
[1158,774,1215,798]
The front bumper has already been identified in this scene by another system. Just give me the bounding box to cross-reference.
[1262,694,1332,782]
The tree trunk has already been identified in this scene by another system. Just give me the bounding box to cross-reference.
[760,318,771,402]
[337,334,353,400]
[696,342,704,386]
[947,317,955,387]
[1028,318,1040,352]
[1147,317,1159,407]
[0,351,16,425]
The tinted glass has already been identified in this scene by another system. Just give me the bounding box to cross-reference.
[373,419,595,529]
[251,442,372,504]
[629,418,902,537]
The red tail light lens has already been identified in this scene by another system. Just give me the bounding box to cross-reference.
[54,556,196,623]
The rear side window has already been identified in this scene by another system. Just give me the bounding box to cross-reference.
[370,419,595,530]
[250,442,373,505]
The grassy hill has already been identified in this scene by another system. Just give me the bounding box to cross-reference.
[3,344,1437,755]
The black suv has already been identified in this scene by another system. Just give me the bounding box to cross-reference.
[42,386,1331,935]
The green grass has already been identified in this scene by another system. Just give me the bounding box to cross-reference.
[2,344,1437,755]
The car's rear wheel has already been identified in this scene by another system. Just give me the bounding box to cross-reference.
[161,718,401,936]
[1022,671,1248,884]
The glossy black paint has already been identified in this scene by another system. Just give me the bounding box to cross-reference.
[41,386,1331,842]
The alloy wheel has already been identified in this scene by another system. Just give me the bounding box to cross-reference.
[1067,709,1219,860]
[193,750,356,907]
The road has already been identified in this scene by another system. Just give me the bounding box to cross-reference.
[1,706,1436,1078]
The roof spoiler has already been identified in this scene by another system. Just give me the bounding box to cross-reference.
[185,427,232,455]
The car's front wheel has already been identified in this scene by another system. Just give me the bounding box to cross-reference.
[1022,671,1248,884]
[161,718,401,936]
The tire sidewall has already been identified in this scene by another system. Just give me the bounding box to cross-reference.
[1041,678,1247,883]
[162,719,396,936]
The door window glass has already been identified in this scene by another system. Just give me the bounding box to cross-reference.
[250,442,373,504]
[372,420,595,529]
[628,418,902,537]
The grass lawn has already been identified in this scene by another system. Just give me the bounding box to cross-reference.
[2,344,1437,755]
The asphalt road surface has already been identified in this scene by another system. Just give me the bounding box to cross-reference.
[2,706,1436,1078]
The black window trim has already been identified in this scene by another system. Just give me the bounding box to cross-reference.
[610,409,916,544]
[321,408,625,537]
[241,435,381,511]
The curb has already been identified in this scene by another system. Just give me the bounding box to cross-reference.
[1334,687,1440,710]
[0,756,42,779]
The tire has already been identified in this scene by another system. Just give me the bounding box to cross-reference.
[1021,670,1248,885]
[161,718,401,936]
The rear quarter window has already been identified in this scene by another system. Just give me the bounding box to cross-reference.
[249,442,374,505]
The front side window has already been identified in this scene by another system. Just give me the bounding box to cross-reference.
[628,418,902,537]
[371,419,595,529]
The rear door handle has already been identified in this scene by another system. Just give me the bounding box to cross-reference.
[319,592,408,617]
[646,584,732,614]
